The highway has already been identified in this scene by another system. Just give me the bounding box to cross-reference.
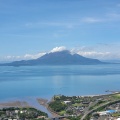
[81,99,120,120]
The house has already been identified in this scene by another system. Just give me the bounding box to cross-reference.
[37,116,46,119]
[97,110,117,116]
[64,101,71,104]
[15,110,19,114]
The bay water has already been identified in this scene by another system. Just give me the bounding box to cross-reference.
[0,64,120,116]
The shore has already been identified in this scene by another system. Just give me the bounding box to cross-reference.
[0,92,119,118]
[0,98,59,118]
[0,100,30,109]
[37,97,60,117]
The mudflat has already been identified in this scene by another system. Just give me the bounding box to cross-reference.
[0,101,30,108]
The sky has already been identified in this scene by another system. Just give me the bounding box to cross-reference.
[0,0,120,62]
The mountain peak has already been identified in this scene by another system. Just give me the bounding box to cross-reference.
[1,50,105,66]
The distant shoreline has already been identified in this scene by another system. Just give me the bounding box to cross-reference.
[0,91,119,118]
[0,91,119,108]
[0,100,30,109]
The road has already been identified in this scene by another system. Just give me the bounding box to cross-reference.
[81,101,98,120]
[81,99,120,120]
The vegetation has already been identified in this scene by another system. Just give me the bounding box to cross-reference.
[112,93,120,99]
[112,113,120,117]
[49,100,67,112]
[0,107,48,120]
[59,110,66,116]
[48,93,120,120]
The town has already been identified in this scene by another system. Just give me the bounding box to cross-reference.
[0,107,48,120]
[1,93,120,120]
[48,93,120,120]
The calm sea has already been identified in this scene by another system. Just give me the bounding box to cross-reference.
[1,64,120,116]
[0,64,120,100]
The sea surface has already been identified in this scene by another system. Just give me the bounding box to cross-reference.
[0,64,120,116]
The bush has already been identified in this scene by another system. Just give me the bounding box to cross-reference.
[49,101,67,112]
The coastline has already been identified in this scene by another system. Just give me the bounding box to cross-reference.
[0,91,120,118]
[0,97,58,118]
[37,97,60,117]
[0,100,30,109]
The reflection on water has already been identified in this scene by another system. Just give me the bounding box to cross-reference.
[0,64,120,99]
[0,65,120,116]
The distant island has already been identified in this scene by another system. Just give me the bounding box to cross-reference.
[1,50,106,66]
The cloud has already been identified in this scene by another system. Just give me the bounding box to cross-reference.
[50,46,66,53]
[2,46,66,62]
[3,52,46,62]
[5,56,20,60]
[2,45,120,62]
[70,47,111,60]
[25,13,120,30]
[25,22,75,29]
[109,13,120,17]
[77,51,111,59]
[79,51,120,60]
[24,52,46,59]
[82,17,103,23]
[70,45,120,60]
[3,55,22,62]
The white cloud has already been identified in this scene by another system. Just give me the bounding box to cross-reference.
[50,46,66,53]
[70,47,111,60]
[77,51,111,60]
[25,14,120,31]
[82,17,103,23]
[2,46,66,62]
[70,45,120,60]
[3,52,46,62]
[109,13,120,17]
[25,22,75,29]
[24,52,46,59]
[2,45,120,62]
[3,55,22,62]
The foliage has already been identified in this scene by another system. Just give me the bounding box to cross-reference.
[66,110,73,115]
[32,118,45,120]
[112,113,120,117]
[59,110,66,116]
[49,101,67,112]
[0,107,48,119]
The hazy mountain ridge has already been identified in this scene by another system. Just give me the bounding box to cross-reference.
[1,50,105,66]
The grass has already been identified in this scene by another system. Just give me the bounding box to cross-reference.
[72,103,82,107]
[59,110,66,116]
[112,94,120,99]
[61,102,66,105]
[112,113,120,117]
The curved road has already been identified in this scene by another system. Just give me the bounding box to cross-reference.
[81,100,120,120]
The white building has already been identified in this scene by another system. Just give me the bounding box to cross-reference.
[64,101,71,104]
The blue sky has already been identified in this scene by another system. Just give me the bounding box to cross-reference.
[1,0,120,61]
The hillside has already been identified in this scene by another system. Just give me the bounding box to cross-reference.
[1,50,105,66]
